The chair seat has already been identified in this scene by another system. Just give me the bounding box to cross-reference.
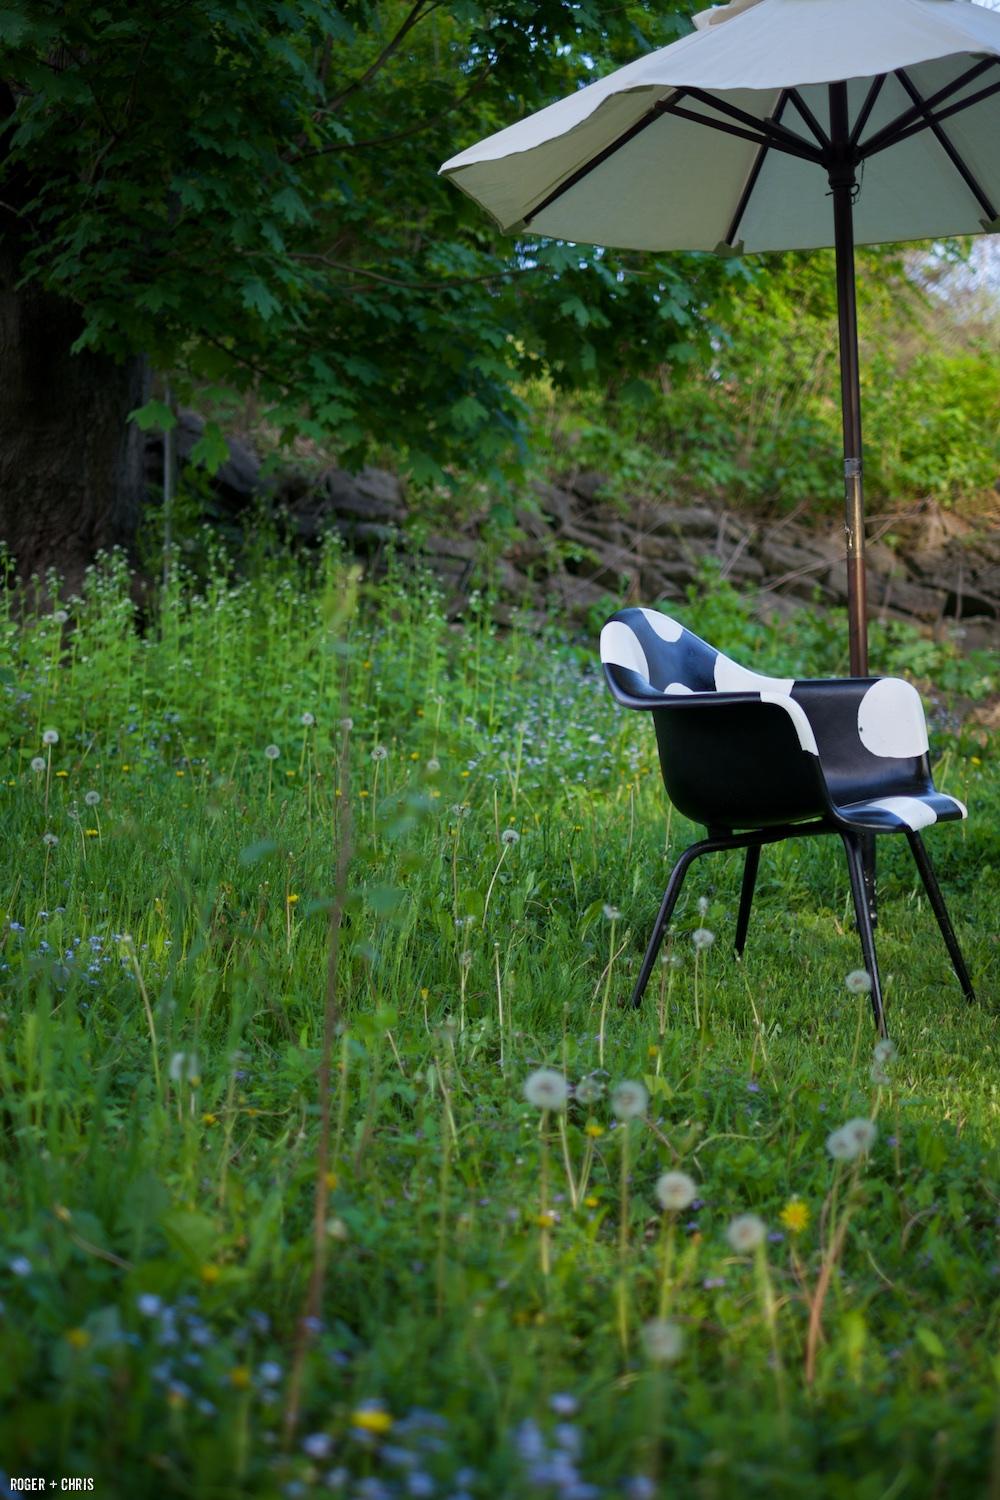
[833,791,967,832]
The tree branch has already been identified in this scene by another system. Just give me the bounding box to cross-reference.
[325,0,440,115]
[293,251,547,293]
[289,58,497,163]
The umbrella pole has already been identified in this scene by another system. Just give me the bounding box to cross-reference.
[829,82,877,920]
[829,82,868,679]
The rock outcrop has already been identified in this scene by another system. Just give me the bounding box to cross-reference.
[152,420,1000,651]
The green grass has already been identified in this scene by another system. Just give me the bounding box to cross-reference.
[2,538,1000,1499]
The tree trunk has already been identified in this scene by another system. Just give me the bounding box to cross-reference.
[0,240,149,592]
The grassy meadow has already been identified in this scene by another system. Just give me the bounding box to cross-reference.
[3,537,1000,1498]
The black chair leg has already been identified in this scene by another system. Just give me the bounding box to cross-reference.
[631,840,709,1008]
[905,831,976,1004]
[735,844,761,958]
[840,831,888,1038]
[861,831,878,927]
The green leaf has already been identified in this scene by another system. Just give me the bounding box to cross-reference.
[129,399,177,432]
[187,422,230,475]
[239,839,278,866]
[915,1326,946,1360]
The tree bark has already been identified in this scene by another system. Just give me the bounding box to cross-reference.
[0,238,149,592]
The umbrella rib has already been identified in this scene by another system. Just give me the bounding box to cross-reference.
[683,87,822,161]
[522,91,690,227]
[868,76,1000,158]
[724,90,790,250]
[786,89,830,151]
[662,100,820,164]
[848,75,886,152]
[893,68,997,223]
[858,56,998,156]
[523,87,818,229]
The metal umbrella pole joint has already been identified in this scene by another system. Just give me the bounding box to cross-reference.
[827,81,868,680]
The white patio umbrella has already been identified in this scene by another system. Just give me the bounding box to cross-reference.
[441,0,1000,675]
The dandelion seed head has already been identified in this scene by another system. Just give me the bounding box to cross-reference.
[371,744,388,762]
[698,895,710,916]
[501,829,520,846]
[52,610,69,625]
[726,1213,767,1253]
[84,791,101,806]
[524,1069,568,1112]
[340,718,354,731]
[602,903,621,921]
[31,757,46,773]
[845,969,872,995]
[873,1038,898,1066]
[42,730,59,746]
[459,950,473,971]
[655,1171,698,1212]
[575,1077,603,1105]
[692,927,715,951]
[42,833,58,847]
[168,1051,200,1084]
[426,757,440,773]
[300,712,315,727]
[826,1116,876,1160]
[870,1065,890,1087]
[264,744,280,761]
[611,1080,648,1120]
[641,1318,683,1364]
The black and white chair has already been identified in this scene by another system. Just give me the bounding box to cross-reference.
[600,607,975,1036]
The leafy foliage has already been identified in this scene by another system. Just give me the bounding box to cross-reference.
[528,249,1000,513]
[0,0,745,484]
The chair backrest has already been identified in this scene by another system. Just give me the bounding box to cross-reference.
[600,607,797,701]
[600,607,827,829]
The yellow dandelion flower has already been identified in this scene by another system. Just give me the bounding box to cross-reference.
[66,1327,90,1350]
[201,1113,218,1126]
[200,1264,221,1285]
[585,1122,604,1139]
[351,1407,392,1435]
[229,1365,252,1390]
[779,1198,810,1235]
[326,1171,339,1190]
[536,1211,557,1228]
[583,1195,599,1209]
[287,893,298,904]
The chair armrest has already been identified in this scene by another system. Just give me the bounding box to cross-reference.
[790,677,934,803]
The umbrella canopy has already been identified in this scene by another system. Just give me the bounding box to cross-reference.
[441,0,1000,674]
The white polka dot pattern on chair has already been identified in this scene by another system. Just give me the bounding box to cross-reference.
[856,678,929,759]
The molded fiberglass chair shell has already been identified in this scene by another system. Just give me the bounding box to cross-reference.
[600,607,975,1037]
